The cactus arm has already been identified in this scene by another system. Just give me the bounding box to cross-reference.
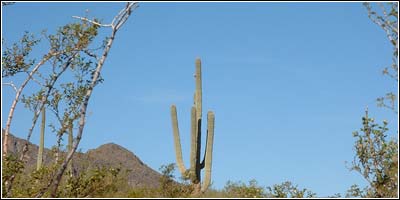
[195,117,202,179]
[171,105,187,175]
[36,105,45,170]
[200,130,207,169]
[201,111,215,192]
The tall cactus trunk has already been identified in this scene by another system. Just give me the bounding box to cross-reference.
[170,57,215,196]
[36,103,45,171]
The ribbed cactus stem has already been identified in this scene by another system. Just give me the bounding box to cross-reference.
[67,120,73,176]
[194,57,202,182]
[195,58,202,120]
[171,105,187,175]
[36,103,45,171]
[202,111,215,192]
[68,122,73,153]
[170,57,215,195]
[190,106,198,181]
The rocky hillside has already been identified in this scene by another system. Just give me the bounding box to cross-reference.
[2,131,162,189]
[84,143,162,188]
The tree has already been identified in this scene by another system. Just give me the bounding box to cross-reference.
[347,3,399,198]
[48,3,138,197]
[2,2,139,197]
[364,2,398,113]
[3,20,102,197]
[349,109,398,198]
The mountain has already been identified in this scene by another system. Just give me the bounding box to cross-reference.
[2,131,162,189]
[85,143,162,188]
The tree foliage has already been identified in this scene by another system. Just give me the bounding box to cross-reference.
[349,110,398,198]
[364,2,398,113]
[223,179,266,198]
[2,32,40,78]
[346,3,399,198]
[266,181,316,198]
[2,157,126,198]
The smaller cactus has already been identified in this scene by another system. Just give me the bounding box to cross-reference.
[67,120,74,176]
[36,100,45,170]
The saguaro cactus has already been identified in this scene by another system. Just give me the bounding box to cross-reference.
[67,120,74,177]
[36,100,45,170]
[170,57,215,195]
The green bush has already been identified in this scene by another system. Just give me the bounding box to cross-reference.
[223,179,266,198]
[266,181,316,198]
[349,112,398,198]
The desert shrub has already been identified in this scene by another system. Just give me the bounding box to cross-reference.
[266,181,316,198]
[58,166,126,198]
[223,179,266,198]
[157,163,193,198]
[2,153,127,198]
[127,163,193,198]
[3,157,61,198]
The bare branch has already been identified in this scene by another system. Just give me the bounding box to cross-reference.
[115,2,139,30]
[26,72,45,87]
[72,16,112,27]
[83,49,98,60]
[377,3,398,34]
[2,2,15,6]
[2,82,18,93]
[365,3,398,44]
[73,3,139,31]
[111,3,129,26]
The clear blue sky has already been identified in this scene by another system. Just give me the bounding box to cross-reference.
[2,2,398,197]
